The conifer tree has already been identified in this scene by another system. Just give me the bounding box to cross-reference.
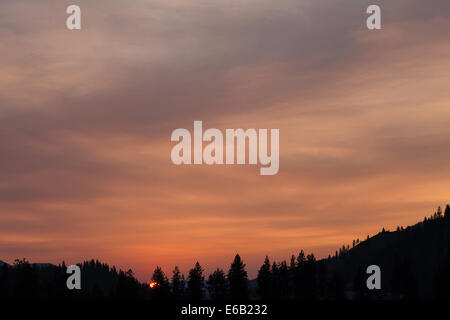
[208,268,228,299]
[257,256,272,299]
[151,266,170,299]
[172,266,184,299]
[187,262,204,299]
[228,254,248,299]
[445,204,450,218]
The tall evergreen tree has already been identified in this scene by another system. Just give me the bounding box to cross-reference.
[445,204,450,219]
[151,266,170,299]
[437,206,443,218]
[288,255,297,298]
[187,262,204,299]
[171,266,185,299]
[289,255,296,270]
[257,256,272,299]
[208,269,228,300]
[271,262,281,298]
[277,260,290,299]
[228,254,248,299]
[296,250,306,267]
[304,254,317,299]
[293,250,306,299]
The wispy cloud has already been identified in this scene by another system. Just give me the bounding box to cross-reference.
[1,0,449,279]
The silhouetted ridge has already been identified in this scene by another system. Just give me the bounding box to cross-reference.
[1,205,450,299]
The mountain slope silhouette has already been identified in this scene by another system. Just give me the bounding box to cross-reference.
[1,206,450,299]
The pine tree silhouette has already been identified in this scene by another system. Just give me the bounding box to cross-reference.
[2,203,450,300]
[171,266,185,299]
[208,269,228,299]
[228,254,248,299]
[277,260,290,299]
[187,262,204,300]
[293,250,306,299]
[257,256,272,299]
[151,266,170,299]
[445,205,450,219]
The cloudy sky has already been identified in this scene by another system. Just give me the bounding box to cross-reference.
[1,0,450,280]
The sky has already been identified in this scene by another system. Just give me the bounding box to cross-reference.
[1,0,450,281]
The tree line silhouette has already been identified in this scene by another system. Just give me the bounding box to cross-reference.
[149,254,249,300]
[1,205,450,300]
